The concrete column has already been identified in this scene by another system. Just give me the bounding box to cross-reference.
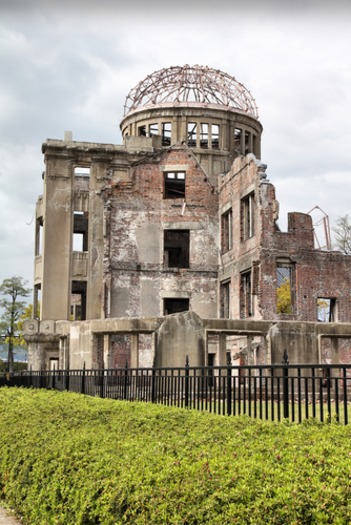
[221,119,228,151]
[249,132,253,153]
[130,334,139,368]
[103,334,110,368]
[240,128,245,155]
[171,117,178,144]
[218,333,227,366]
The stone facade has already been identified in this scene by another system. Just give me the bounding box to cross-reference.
[25,65,351,370]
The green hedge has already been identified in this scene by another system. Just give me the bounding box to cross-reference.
[0,388,350,524]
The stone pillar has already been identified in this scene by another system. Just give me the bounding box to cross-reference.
[155,311,205,367]
[130,334,139,368]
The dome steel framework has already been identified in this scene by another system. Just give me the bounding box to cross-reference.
[123,65,259,119]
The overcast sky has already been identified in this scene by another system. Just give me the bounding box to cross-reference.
[1,0,351,298]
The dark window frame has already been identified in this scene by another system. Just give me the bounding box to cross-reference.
[164,229,190,269]
[164,171,186,199]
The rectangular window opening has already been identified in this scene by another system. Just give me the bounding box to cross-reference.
[187,122,197,147]
[317,298,337,322]
[33,284,41,319]
[149,123,158,136]
[162,122,172,146]
[276,263,294,314]
[164,230,189,268]
[138,125,146,136]
[244,131,250,154]
[71,281,87,320]
[211,124,220,149]
[164,171,186,199]
[240,270,253,318]
[220,281,230,318]
[241,192,255,241]
[73,211,88,251]
[234,128,242,155]
[74,166,90,177]
[221,208,232,253]
[164,298,189,315]
[35,216,43,256]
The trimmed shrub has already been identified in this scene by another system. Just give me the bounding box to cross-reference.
[0,387,351,524]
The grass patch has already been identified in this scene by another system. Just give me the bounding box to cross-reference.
[0,387,351,524]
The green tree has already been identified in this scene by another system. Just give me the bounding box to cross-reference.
[0,277,31,374]
[332,214,351,254]
[17,302,40,346]
[276,278,292,314]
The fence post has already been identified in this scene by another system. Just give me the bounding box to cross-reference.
[65,367,70,392]
[151,365,156,404]
[100,367,105,398]
[81,362,86,395]
[52,364,56,390]
[184,356,189,408]
[282,349,289,420]
[40,366,44,389]
[226,353,232,416]
[123,360,129,400]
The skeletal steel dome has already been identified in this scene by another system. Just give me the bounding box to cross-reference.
[123,65,259,119]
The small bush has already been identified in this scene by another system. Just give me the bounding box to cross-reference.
[0,387,351,524]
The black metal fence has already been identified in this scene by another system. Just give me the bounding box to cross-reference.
[1,358,351,424]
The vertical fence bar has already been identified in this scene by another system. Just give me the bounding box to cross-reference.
[282,350,289,420]
[184,356,189,409]
[81,362,86,395]
[334,375,339,423]
[297,368,302,423]
[226,355,232,416]
[123,360,129,401]
[311,367,316,419]
[270,367,274,421]
[326,366,332,422]
[342,367,348,425]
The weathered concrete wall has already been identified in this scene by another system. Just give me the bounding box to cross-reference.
[24,316,351,370]
[218,154,351,324]
[106,147,219,319]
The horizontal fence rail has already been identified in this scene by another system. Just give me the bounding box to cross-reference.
[1,360,351,424]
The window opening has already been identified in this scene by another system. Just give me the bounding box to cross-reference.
[35,216,43,256]
[71,281,87,320]
[276,263,294,314]
[221,208,232,253]
[234,128,242,154]
[317,298,336,322]
[50,358,59,371]
[138,125,146,136]
[240,271,253,318]
[73,211,88,251]
[164,298,189,315]
[74,166,90,177]
[110,334,131,369]
[211,124,220,149]
[244,131,250,154]
[33,284,41,319]
[220,281,230,318]
[253,134,257,156]
[164,171,185,199]
[164,230,190,268]
[162,122,172,146]
[149,123,158,136]
[187,122,197,147]
[241,192,255,241]
[200,123,208,149]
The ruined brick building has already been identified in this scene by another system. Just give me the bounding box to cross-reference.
[24,65,351,370]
